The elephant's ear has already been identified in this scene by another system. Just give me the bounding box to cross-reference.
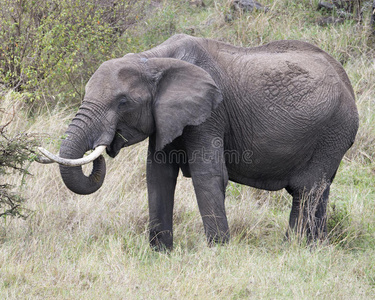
[146,58,223,150]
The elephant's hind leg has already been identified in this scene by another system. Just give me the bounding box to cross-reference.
[286,136,345,242]
[287,182,330,241]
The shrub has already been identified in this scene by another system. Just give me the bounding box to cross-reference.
[0,107,39,218]
[0,0,147,109]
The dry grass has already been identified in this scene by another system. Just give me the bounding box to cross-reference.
[1,72,375,299]
[1,0,375,298]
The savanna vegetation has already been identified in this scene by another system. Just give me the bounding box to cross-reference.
[1,0,375,298]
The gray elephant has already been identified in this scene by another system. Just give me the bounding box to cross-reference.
[39,34,358,250]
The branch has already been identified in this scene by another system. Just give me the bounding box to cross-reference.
[0,107,15,133]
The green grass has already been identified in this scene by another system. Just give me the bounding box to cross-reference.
[1,0,375,298]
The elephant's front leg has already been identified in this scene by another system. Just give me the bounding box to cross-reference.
[147,140,179,251]
[188,139,230,246]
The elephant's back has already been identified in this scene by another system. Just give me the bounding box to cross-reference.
[249,39,355,98]
[224,50,349,132]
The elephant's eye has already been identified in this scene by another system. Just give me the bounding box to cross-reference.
[118,97,128,108]
[118,96,137,112]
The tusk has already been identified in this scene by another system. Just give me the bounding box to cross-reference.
[37,145,107,167]
[35,155,55,164]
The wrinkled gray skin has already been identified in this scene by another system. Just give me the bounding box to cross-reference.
[59,34,358,250]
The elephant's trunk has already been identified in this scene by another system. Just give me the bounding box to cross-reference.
[59,138,106,195]
[58,115,108,195]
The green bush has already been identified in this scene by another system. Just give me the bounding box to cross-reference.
[0,0,147,108]
[0,108,39,218]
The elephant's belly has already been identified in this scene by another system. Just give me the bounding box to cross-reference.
[227,170,289,191]
[225,147,312,191]
[224,131,317,190]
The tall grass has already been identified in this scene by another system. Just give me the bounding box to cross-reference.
[1,0,375,298]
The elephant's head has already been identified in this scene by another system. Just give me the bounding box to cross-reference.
[39,55,222,195]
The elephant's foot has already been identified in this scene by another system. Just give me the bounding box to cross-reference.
[149,229,173,251]
[206,231,230,247]
[285,219,328,245]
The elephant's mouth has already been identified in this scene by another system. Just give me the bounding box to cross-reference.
[106,130,150,158]
[106,131,128,158]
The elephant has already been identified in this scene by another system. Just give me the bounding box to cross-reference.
[39,34,358,250]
